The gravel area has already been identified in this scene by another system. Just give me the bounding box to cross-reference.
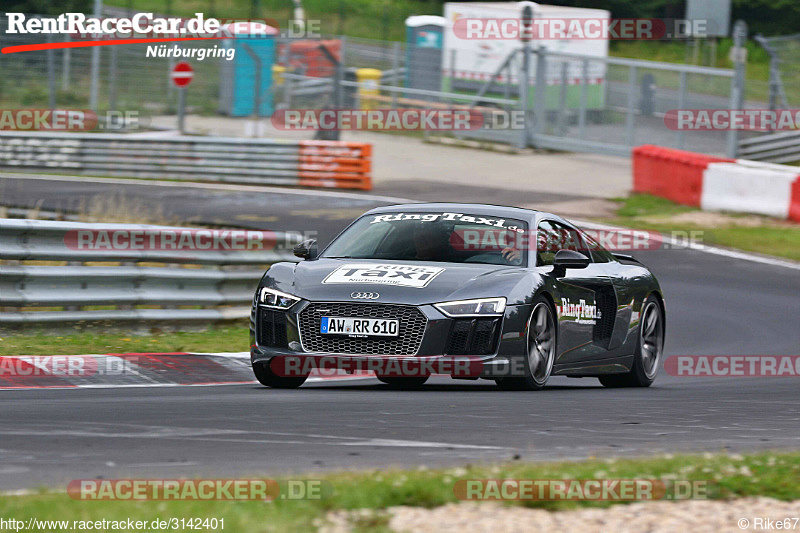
[321,498,800,532]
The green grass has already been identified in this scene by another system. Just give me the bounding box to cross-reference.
[614,193,696,218]
[2,451,800,532]
[605,194,800,261]
[0,326,249,356]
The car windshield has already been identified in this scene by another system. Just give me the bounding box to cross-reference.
[321,211,529,266]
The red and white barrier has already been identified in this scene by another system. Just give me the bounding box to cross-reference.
[633,145,800,222]
[702,160,799,219]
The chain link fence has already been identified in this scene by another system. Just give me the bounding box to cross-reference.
[1,16,754,157]
[754,33,800,109]
[0,15,224,117]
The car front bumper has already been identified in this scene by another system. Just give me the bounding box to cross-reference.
[250,300,531,379]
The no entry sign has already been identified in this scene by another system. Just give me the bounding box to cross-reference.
[170,61,194,88]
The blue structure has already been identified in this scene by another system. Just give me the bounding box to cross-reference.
[219,24,277,117]
[405,16,446,92]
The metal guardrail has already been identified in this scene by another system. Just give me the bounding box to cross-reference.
[738,130,800,164]
[0,133,372,190]
[0,219,299,325]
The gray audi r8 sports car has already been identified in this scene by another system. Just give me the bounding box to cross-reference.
[250,203,665,390]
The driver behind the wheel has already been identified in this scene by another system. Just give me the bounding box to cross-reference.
[411,222,453,261]
[410,222,521,265]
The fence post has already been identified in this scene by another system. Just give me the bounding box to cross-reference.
[89,0,103,111]
[61,34,71,91]
[449,49,457,93]
[557,62,568,135]
[47,34,56,110]
[676,70,687,150]
[533,47,548,148]
[625,65,637,147]
[578,59,588,140]
[767,55,779,114]
[727,20,747,159]
[108,45,118,111]
[519,44,531,149]
[391,41,400,109]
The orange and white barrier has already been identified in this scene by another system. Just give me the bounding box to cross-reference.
[297,140,371,190]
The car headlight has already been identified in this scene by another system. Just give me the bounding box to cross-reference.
[258,287,300,309]
[434,297,506,317]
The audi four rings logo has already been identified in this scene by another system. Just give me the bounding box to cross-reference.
[351,292,379,299]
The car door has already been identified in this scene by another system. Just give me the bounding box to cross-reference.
[536,220,617,365]
[578,228,627,354]
[580,229,654,353]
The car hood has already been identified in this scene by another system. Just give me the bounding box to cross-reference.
[278,258,534,306]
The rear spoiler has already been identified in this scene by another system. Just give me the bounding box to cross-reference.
[613,253,646,265]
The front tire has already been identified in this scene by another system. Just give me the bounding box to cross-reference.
[253,362,307,389]
[497,297,556,391]
[599,295,664,388]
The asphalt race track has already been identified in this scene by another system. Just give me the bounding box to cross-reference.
[1,174,799,491]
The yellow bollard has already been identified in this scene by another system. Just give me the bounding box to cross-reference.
[272,65,286,86]
[356,68,382,110]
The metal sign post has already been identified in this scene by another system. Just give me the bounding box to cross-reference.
[170,62,194,134]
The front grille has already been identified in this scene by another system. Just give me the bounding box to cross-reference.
[259,308,289,348]
[299,302,427,355]
[445,318,501,355]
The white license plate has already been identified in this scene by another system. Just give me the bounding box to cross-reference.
[320,317,399,337]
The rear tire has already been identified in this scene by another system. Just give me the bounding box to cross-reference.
[496,296,556,391]
[253,362,307,389]
[377,376,428,389]
[599,295,664,388]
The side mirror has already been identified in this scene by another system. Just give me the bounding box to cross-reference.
[293,239,317,260]
[553,249,590,269]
